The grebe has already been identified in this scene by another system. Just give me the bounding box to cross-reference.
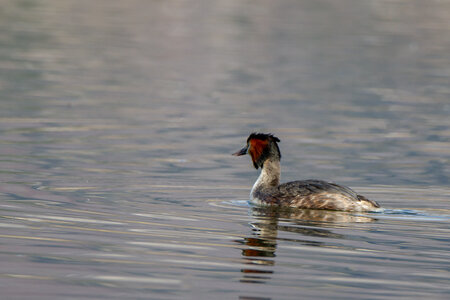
[233,133,380,212]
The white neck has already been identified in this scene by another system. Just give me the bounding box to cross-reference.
[250,159,281,199]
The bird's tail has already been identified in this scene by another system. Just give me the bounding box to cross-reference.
[357,194,380,208]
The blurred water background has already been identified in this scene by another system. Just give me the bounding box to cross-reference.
[0,0,449,299]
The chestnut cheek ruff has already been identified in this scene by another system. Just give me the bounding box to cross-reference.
[248,139,269,169]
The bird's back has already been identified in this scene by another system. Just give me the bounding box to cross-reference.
[271,180,380,211]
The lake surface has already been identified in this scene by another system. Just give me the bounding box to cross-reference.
[1,0,450,299]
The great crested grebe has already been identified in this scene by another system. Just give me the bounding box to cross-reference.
[233,133,380,212]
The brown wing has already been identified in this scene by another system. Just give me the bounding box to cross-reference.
[275,180,379,210]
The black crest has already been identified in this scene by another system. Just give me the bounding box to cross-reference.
[247,133,281,144]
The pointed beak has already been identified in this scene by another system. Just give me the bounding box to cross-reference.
[232,146,248,156]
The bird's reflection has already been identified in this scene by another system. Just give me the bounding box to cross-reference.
[237,206,376,286]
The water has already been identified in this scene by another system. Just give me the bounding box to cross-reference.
[1,0,450,299]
